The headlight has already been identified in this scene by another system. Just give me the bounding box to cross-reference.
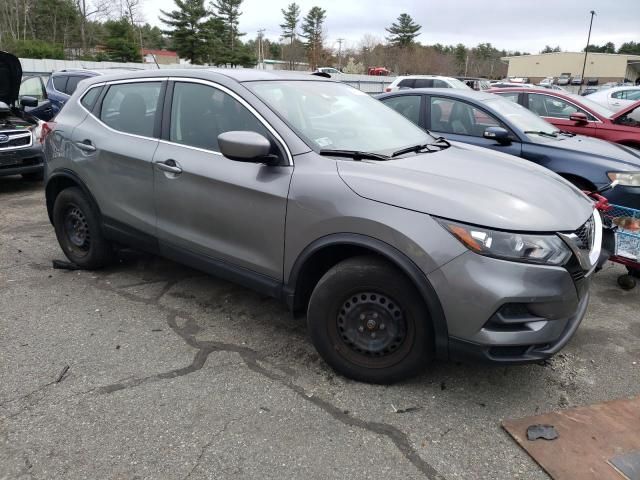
[437,219,572,265]
[608,172,640,187]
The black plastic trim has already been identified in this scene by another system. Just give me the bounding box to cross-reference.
[102,216,159,254]
[160,241,282,298]
[284,233,449,359]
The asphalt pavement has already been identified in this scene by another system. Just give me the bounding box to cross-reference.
[1,177,639,480]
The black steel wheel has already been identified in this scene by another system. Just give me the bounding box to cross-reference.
[308,256,433,383]
[53,187,114,269]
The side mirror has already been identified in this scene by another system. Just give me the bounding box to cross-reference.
[483,126,511,145]
[20,96,38,108]
[218,131,275,164]
[569,112,588,123]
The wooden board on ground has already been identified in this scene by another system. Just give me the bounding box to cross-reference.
[502,395,640,480]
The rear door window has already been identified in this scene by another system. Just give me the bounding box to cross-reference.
[99,82,162,137]
[398,79,415,88]
[432,79,449,88]
[381,95,422,126]
[414,79,434,88]
[64,76,85,95]
[495,91,520,103]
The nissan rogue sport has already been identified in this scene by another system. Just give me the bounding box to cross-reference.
[43,69,600,383]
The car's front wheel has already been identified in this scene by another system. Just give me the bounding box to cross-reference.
[307,256,433,384]
[52,187,114,269]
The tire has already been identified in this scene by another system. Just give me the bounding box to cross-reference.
[307,255,433,384]
[52,187,114,269]
[21,171,44,181]
[627,267,640,279]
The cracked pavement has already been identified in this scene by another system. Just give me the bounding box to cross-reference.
[1,177,639,480]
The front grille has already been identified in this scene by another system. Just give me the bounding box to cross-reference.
[574,216,595,251]
[0,130,33,150]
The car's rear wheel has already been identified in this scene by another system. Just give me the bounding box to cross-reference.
[52,187,114,269]
[21,171,44,181]
[307,255,433,384]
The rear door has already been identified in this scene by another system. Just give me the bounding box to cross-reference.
[525,92,598,136]
[70,79,164,240]
[153,79,293,281]
[425,95,522,156]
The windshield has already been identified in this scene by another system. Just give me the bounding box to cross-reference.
[447,78,473,89]
[483,96,559,136]
[246,80,431,153]
[563,93,617,118]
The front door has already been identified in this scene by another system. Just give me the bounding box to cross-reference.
[426,96,522,157]
[525,93,598,137]
[153,80,293,281]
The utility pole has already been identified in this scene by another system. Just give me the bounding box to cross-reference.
[257,28,266,69]
[337,38,345,71]
[580,10,596,94]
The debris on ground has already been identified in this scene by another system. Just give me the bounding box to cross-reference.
[55,365,70,383]
[52,259,80,270]
[391,404,422,414]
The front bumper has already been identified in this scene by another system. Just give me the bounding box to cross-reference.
[0,144,44,177]
[427,250,591,364]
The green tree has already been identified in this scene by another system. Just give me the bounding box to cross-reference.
[385,13,421,48]
[210,0,244,53]
[541,45,561,53]
[160,0,210,64]
[300,6,326,69]
[584,42,615,53]
[103,18,141,62]
[140,24,166,50]
[618,41,640,55]
[3,39,65,59]
[280,2,300,68]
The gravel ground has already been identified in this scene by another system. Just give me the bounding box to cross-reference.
[1,177,639,480]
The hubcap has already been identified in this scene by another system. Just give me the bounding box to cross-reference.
[63,206,91,252]
[337,292,407,357]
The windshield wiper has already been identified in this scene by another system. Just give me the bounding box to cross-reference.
[523,130,558,138]
[391,137,451,158]
[559,130,576,137]
[319,149,390,161]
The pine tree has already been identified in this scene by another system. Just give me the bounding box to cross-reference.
[280,2,300,69]
[385,13,421,48]
[210,0,244,53]
[300,6,326,70]
[160,0,209,64]
[103,18,140,62]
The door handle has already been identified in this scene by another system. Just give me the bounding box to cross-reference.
[75,140,96,152]
[154,159,182,174]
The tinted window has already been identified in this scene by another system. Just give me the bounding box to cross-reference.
[382,95,421,125]
[432,79,449,88]
[53,75,68,93]
[527,94,589,120]
[398,79,415,88]
[414,79,434,88]
[81,87,101,110]
[100,82,161,137]
[65,76,84,95]
[170,82,268,152]
[430,97,501,136]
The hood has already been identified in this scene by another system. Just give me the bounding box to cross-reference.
[337,142,593,232]
[530,133,640,169]
[0,51,22,106]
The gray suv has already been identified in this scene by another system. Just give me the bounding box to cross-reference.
[43,69,600,383]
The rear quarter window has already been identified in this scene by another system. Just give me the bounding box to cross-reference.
[80,87,102,110]
[52,75,68,93]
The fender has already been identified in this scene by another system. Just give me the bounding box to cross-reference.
[45,168,101,224]
[284,233,449,359]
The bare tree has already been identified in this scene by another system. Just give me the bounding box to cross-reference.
[75,0,111,53]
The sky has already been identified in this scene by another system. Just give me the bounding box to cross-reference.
[142,0,640,54]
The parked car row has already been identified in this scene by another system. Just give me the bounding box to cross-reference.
[3,50,637,384]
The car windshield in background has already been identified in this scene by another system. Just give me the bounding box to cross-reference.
[484,97,560,137]
[447,78,473,89]
[246,81,431,154]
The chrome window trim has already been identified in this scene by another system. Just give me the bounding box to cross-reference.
[75,77,294,165]
[166,77,293,166]
[528,92,603,124]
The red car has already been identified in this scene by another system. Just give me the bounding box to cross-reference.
[488,87,640,149]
